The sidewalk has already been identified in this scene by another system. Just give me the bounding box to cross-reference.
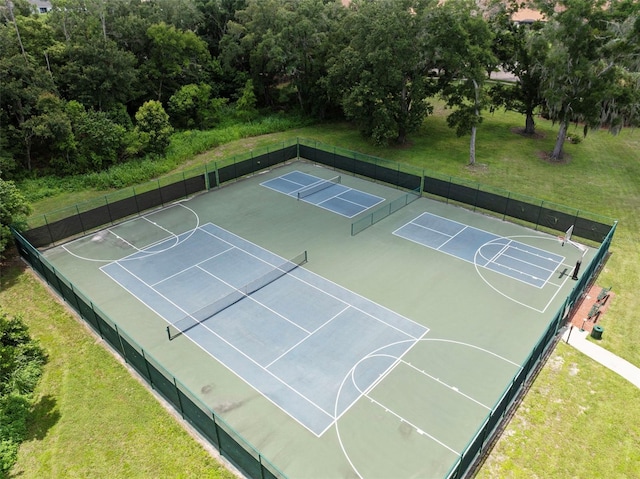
[562,326,640,389]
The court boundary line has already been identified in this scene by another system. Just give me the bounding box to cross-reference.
[61,203,201,263]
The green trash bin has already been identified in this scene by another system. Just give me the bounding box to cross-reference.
[591,325,604,340]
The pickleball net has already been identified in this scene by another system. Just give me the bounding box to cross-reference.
[167,251,308,340]
[297,175,341,200]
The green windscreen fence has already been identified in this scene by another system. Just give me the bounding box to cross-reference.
[421,173,612,243]
[22,138,613,248]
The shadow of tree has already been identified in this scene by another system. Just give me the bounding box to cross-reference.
[25,394,60,442]
[0,247,27,293]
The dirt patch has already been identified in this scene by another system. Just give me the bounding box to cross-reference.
[464,163,489,175]
[548,355,565,372]
[394,139,414,150]
[510,127,546,140]
[537,150,572,165]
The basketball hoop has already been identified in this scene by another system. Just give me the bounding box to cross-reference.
[558,225,573,247]
[557,235,566,246]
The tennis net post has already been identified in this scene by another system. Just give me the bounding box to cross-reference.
[166,250,308,340]
[297,175,341,200]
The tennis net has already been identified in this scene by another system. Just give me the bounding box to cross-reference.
[167,251,308,340]
[297,175,341,200]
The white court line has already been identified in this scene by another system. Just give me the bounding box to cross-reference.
[151,246,234,287]
[264,305,350,369]
[401,360,491,410]
[487,241,512,264]
[364,393,459,455]
[477,246,562,290]
[192,262,312,335]
[200,224,428,340]
[437,225,469,250]
[499,251,559,274]
[335,192,385,211]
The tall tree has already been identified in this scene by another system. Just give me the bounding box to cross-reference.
[326,0,436,145]
[134,100,173,155]
[426,0,497,164]
[0,51,57,172]
[143,22,213,102]
[219,0,289,107]
[195,0,246,55]
[535,0,640,160]
[488,4,546,135]
[52,38,138,110]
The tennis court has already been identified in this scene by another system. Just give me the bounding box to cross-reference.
[100,222,427,436]
[38,158,600,479]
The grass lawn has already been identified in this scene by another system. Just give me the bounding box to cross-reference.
[9,104,640,477]
[477,342,640,478]
[0,256,236,479]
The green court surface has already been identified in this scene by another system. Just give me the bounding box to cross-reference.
[42,160,593,478]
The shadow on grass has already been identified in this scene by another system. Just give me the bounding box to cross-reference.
[25,394,60,442]
[0,248,27,293]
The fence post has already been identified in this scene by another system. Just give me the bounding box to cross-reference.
[534,199,544,231]
[174,377,185,419]
[204,162,211,190]
[141,350,154,390]
[43,213,55,246]
[213,413,223,455]
[114,324,127,359]
[75,204,86,236]
[503,192,511,221]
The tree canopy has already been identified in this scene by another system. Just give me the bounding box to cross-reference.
[0,177,31,257]
[1,0,639,175]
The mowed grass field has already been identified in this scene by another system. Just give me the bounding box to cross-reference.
[5,105,640,477]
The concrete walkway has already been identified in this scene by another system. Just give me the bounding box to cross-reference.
[562,327,640,389]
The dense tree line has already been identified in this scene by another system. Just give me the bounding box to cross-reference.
[1,0,639,179]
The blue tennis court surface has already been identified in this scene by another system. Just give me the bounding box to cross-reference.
[101,223,427,436]
[394,212,565,288]
[261,170,384,217]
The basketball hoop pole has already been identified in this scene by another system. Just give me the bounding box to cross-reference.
[567,239,588,280]
[571,259,581,280]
